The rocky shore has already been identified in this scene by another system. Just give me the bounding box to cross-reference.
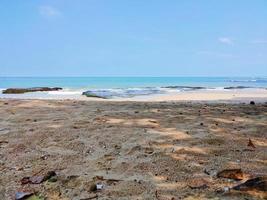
[2,87,62,94]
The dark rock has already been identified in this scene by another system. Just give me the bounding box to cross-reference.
[2,87,62,94]
[89,183,97,191]
[48,176,58,182]
[250,101,255,105]
[247,138,256,148]
[82,91,107,99]
[0,140,8,144]
[144,147,154,154]
[163,86,205,90]
[232,177,267,192]
[21,171,56,184]
[21,177,31,185]
[224,86,251,90]
[189,184,208,190]
[44,171,57,180]
[203,169,210,175]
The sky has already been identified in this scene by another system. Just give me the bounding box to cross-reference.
[0,0,266,77]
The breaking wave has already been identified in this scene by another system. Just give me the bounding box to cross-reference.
[82,86,206,98]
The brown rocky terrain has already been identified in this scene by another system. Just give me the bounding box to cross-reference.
[0,99,266,200]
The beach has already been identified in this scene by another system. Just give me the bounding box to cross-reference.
[2,0,267,199]
[1,77,267,102]
[1,88,267,103]
[0,98,266,199]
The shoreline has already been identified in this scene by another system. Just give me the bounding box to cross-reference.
[1,88,267,103]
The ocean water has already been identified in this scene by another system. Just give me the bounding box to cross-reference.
[0,77,267,99]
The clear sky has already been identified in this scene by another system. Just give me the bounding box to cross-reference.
[0,0,266,77]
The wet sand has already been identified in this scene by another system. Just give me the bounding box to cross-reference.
[0,99,267,199]
[1,88,267,103]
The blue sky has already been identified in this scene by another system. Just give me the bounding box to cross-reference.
[0,0,266,76]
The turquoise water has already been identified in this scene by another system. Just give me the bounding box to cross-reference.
[1,77,267,89]
[1,77,267,99]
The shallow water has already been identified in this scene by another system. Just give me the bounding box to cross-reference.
[0,77,267,99]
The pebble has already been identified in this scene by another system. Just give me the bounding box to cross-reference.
[96,183,104,190]
[250,101,255,105]
[223,187,230,193]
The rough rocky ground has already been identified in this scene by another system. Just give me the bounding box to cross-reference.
[0,99,266,200]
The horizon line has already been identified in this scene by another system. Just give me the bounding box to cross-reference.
[1,76,267,78]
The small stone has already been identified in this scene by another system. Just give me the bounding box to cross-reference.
[189,184,208,190]
[248,138,256,148]
[41,154,49,160]
[250,101,255,105]
[232,176,267,192]
[144,147,154,154]
[96,183,104,190]
[15,191,33,200]
[223,186,230,193]
[48,176,57,182]
[11,166,23,171]
[89,183,97,191]
[114,144,121,149]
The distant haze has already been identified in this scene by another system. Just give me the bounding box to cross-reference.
[0,0,266,77]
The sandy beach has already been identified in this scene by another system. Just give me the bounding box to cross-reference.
[0,98,266,199]
[2,0,267,199]
[1,88,267,103]
[111,89,267,102]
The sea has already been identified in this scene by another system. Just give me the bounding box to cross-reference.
[0,77,267,99]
